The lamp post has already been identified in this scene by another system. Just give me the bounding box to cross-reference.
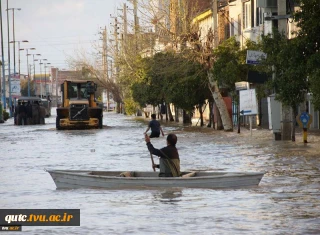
[0,0,7,109]
[43,62,51,97]
[22,47,36,97]
[30,54,40,96]
[54,67,59,107]
[6,0,13,116]
[10,40,28,76]
[7,7,21,76]
[38,59,47,98]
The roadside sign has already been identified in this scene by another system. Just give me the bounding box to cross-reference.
[235,81,249,91]
[296,112,313,129]
[10,78,21,97]
[246,50,267,65]
[240,89,258,115]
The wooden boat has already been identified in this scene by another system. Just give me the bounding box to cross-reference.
[46,169,265,189]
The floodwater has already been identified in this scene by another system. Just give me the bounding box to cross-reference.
[1,110,320,234]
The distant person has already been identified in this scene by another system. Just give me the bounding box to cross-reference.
[144,113,164,138]
[145,133,180,177]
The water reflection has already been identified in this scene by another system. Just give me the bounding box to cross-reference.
[153,189,183,203]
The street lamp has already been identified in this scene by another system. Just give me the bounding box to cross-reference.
[52,67,60,107]
[22,47,36,96]
[7,7,21,76]
[30,54,41,96]
[42,62,51,97]
[48,65,54,99]
[38,59,47,98]
[5,1,13,116]
[0,0,7,109]
[10,40,28,76]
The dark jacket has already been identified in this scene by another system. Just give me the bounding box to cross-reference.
[146,142,180,177]
[148,119,161,133]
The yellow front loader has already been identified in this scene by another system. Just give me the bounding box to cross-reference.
[56,80,103,130]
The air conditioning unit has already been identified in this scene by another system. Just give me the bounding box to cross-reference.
[257,0,277,8]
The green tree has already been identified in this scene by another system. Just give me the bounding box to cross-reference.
[307,54,320,110]
[211,37,247,99]
[260,30,308,141]
[131,51,210,124]
[294,0,320,110]
[165,52,209,112]
[131,54,167,107]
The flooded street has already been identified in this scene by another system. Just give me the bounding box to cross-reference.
[1,110,320,234]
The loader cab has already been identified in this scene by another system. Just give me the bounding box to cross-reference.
[56,80,102,130]
[62,81,97,101]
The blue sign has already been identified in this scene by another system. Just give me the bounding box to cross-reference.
[300,112,310,128]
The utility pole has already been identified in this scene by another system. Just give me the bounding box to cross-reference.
[102,26,108,81]
[212,0,218,48]
[114,17,120,113]
[133,0,139,51]
[110,15,120,113]
[7,0,13,117]
[114,17,119,78]
[29,64,32,95]
[101,25,109,111]
[0,0,6,112]
[104,26,110,111]
[55,68,58,107]
[278,0,291,141]
[123,3,128,52]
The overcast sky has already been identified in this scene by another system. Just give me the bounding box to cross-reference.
[1,0,126,75]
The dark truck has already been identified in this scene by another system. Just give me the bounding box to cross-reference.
[15,96,46,125]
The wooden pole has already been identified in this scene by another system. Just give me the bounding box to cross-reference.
[150,153,156,172]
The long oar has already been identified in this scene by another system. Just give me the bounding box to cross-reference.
[150,153,156,172]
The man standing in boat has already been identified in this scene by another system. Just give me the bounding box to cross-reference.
[145,133,180,177]
[144,114,164,138]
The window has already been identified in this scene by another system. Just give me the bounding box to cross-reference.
[225,21,230,39]
[243,2,251,29]
[238,14,241,36]
[230,18,235,36]
[256,7,264,26]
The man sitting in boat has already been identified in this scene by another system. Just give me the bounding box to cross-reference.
[145,133,180,177]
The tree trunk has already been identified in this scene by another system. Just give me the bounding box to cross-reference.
[136,109,142,116]
[157,105,163,120]
[208,73,233,131]
[215,105,223,130]
[207,100,213,128]
[258,98,262,126]
[165,103,168,121]
[116,102,121,113]
[174,106,179,122]
[199,103,204,127]
[281,105,291,140]
[167,104,174,121]
[291,106,298,142]
[183,110,192,124]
